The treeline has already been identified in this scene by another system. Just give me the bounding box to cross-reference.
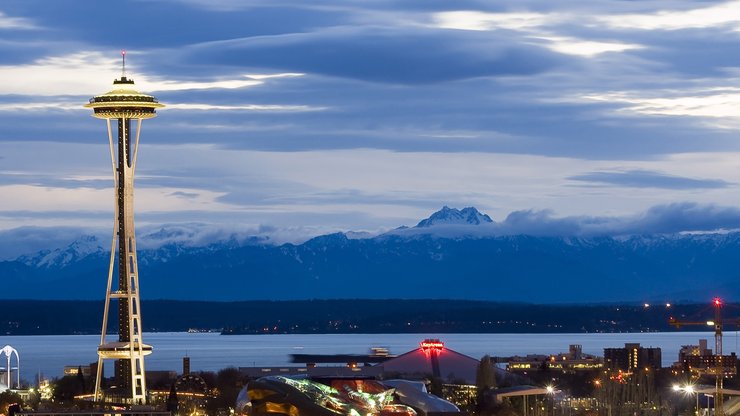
[0,299,725,335]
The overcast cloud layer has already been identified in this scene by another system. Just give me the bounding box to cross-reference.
[3,0,740,247]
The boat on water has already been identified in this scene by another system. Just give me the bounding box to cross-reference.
[291,346,397,366]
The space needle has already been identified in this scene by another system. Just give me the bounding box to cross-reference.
[84,51,163,404]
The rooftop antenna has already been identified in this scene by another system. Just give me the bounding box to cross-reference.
[121,49,126,79]
[114,50,133,85]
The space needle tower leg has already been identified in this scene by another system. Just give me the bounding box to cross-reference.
[85,52,163,404]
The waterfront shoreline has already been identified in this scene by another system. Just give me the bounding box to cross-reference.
[5,331,722,382]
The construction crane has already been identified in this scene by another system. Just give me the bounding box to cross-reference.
[669,298,740,416]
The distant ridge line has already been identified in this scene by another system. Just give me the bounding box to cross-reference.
[0,299,718,335]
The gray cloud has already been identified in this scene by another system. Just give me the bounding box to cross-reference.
[628,203,740,235]
[168,191,200,199]
[0,222,274,259]
[0,174,110,189]
[5,0,740,239]
[569,169,732,190]
[217,187,482,210]
[0,210,110,220]
[3,0,740,161]
[495,203,740,237]
[497,209,584,236]
[181,27,565,84]
[2,1,351,50]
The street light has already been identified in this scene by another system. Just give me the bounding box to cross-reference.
[673,384,699,416]
[546,385,557,416]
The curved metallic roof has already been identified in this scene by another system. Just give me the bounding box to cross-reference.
[84,77,164,119]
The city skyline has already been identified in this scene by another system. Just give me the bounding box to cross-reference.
[4,1,740,251]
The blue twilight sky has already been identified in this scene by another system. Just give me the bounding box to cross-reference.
[4,0,740,251]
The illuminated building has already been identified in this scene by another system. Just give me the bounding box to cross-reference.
[677,339,711,362]
[682,353,737,377]
[381,339,480,384]
[235,376,455,416]
[674,339,711,372]
[672,338,736,377]
[603,343,661,372]
[84,51,164,404]
[182,356,190,375]
[507,344,603,373]
[64,365,93,377]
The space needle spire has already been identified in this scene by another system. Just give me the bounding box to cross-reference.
[121,49,126,78]
[84,52,164,404]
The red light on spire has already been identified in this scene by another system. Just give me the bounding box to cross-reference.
[121,49,126,56]
[714,298,722,306]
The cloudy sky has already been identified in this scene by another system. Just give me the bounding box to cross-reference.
[4,0,740,249]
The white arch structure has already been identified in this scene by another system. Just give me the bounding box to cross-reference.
[0,345,19,389]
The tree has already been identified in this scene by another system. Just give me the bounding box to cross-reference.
[76,366,86,394]
[476,355,497,415]
[428,376,443,397]
[52,376,81,402]
[0,391,23,416]
[166,384,179,415]
[476,355,496,390]
[206,367,246,414]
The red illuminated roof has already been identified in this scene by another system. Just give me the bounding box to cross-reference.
[420,339,444,352]
[420,341,444,348]
[381,341,480,384]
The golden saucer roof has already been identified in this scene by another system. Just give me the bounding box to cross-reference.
[84,77,164,119]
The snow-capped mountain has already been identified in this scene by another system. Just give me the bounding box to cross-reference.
[416,206,494,227]
[382,206,497,239]
[17,235,105,269]
[4,206,740,302]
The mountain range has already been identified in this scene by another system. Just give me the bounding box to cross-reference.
[2,206,739,303]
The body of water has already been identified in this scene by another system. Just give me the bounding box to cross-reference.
[2,331,736,382]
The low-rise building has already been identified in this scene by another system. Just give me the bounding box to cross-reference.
[507,344,603,373]
[672,338,736,377]
[604,343,661,372]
